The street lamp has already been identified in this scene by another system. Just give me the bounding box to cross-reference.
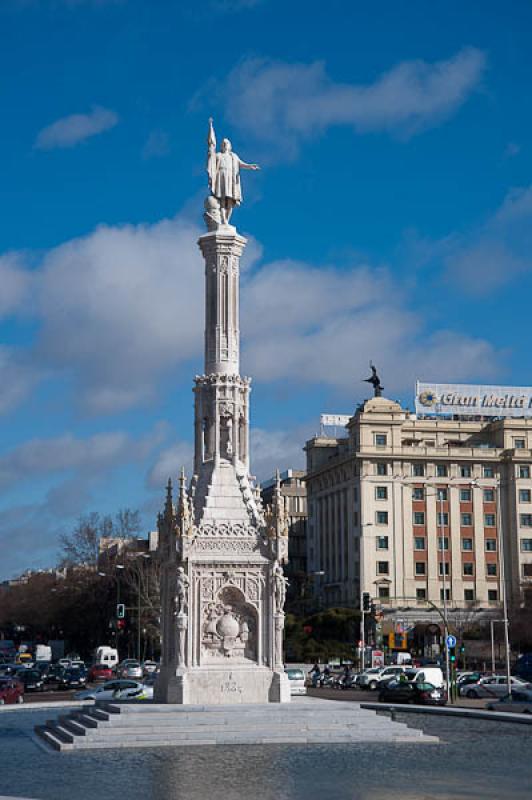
[470,478,512,697]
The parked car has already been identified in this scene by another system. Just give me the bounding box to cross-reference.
[285,668,307,696]
[457,671,483,688]
[460,675,530,698]
[0,663,23,677]
[41,663,65,688]
[403,667,445,689]
[378,679,447,706]
[57,667,88,690]
[117,660,143,679]
[0,677,24,705]
[142,660,158,676]
[74,679,144,701]
[17,669,45,692]
[358,666,407,691]
[69,660,86,671]
[88,663,114,682]
[486,688,532,713]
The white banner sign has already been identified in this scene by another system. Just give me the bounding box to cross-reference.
[416,381,532,418]
[320,414,351,428]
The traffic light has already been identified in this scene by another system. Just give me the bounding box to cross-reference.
[449,646,456,663]
[117,619,126,630]
[116,603,125,619]
[459,643,465,655]
[362,592,371,612]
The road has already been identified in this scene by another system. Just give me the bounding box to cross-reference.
[307,686,489,709]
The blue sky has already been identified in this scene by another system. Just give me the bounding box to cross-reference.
[1,0,532,579]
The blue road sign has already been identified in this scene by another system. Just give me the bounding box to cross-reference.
[446,634,457,648]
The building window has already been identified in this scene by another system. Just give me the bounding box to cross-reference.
[519,466,531,479]
[521,539,532,552]
[488,589,498,602]
[464,589,475,602]
[437,488,448,501]
[485,514,496,527]
[437,512,449,526]
[416,588,427,600]
[376,536,389,550]
[375,486,388,500]
[377,561,389,575]
[520,514,532,528]
[436,464,448,477]
[438,536,449,550]
[376,463,387,476]
[413,464,425,477]
[414,537,426,550]
[483,489,495,502]
[460,489,472,502]
[353,487,359,503]
[376,511,389,525]
[412,487,424,501]
[519,489,531,503]
[415,562,426,576]
[485,539,497,551]
[440,588,451,602]
[461,513,473,526]
[378,586,390,599]
[375,433,387,447]
[487,563,497,577]
[462,538,473,551]
[523,564,532,578]
[460,466,472,478]
[484,466,495,478]
[438,562,450,576]
[413,511,425,526]
[514,439,526,450]
[463,562,474,576]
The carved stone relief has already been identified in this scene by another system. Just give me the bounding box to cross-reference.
[201,586,257,663]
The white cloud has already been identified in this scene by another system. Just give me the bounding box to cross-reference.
[0,211,502,414]
[35,106,119,150]
[0,253,32,317]
[444,184,532,293]
[204,48,485,158]
[0,347,40,414]
[147,440,194,488]
[0,425,166,489]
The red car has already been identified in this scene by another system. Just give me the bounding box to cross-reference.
[0,677,24,704]
[88,663,114,682]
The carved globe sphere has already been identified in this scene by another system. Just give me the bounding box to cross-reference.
[216,608,239,638]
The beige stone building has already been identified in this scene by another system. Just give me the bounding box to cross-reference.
[305,396,532,626]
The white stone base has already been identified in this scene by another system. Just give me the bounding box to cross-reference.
[155,666,291,705]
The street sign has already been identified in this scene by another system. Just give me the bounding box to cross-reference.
[446,634,457,648]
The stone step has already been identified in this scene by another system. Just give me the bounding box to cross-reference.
[35,725,70,751]
[44,722,75,744]
[58,716,88,736]
[36,699,437,751]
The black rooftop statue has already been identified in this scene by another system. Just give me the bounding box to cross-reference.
[363,363,383,398]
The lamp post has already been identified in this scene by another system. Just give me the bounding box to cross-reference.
[495,479,512,698]
[470,478,512,697]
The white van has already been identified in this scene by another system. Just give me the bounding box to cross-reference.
[95,646,119,669]
[405,667,444,688]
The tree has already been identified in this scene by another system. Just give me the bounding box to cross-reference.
[58,508,142,567]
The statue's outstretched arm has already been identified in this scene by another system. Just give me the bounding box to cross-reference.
[238,158,260,171]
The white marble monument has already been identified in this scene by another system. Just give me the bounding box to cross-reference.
[155,120,290,704]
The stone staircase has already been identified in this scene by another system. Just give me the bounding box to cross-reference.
[35,697,438,751]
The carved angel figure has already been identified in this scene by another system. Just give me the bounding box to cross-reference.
[174,566,190,616]
[272,560,288,614]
